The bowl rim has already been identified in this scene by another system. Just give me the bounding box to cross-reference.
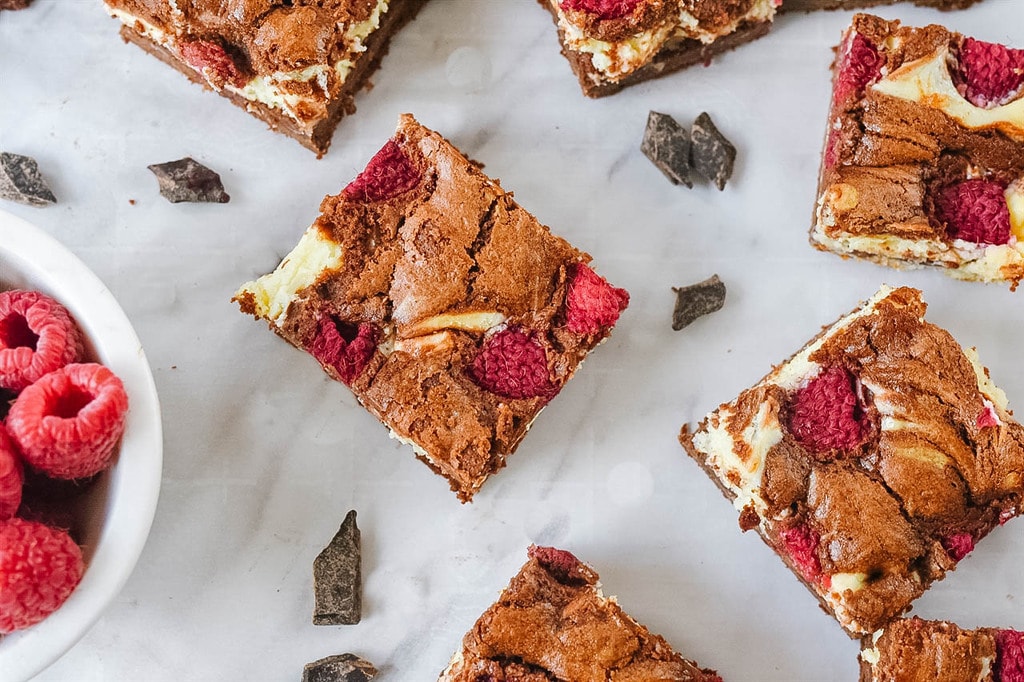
[0,208,163,682]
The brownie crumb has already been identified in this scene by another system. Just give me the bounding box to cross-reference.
[147,157,230,203]
[0,153,56,207]
[313,509,361,625]
[672,275,726,330]
[641,111,692,187]
[690,113,736,191]
[302,653,377,682]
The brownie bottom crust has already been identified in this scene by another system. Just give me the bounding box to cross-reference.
[782,0,981,11]
[117,0,427,156]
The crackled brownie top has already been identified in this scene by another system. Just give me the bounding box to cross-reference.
[438,546,721,682]
[682,286,1024,634]
[236,114,628,501]
[814,14,1024,286]
[860,617,1024,682]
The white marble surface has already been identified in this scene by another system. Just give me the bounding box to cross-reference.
[2,1,1024,680]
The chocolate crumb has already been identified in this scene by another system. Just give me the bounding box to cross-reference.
[690,113,736,191]
[672,274,726,330]
[302,653,377,682]
[147,157,230,203]
[313,509,361,625]
[641,111,692,188]
[0,152,56,207]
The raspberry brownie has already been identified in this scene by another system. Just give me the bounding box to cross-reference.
[812,14,1024,288]
[235,114,629,502]
[103,0,428,156]
[538,0,778,98]
[680,285,1024,636]
[859,617,1024,682]
[438,546,722,681]
[783,0,981,11]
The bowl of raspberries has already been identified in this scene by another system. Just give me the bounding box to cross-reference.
[0,210,162,680]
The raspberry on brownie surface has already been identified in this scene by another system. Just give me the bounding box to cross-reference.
[437,545,722,682]
[538,0,778,98]
[812,14,1024,288]
[859,617,1024,682]
[102,0,429,156]
[234,114,629,502]
[680,285,1024,636]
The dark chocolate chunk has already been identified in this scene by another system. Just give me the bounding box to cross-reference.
[147,157,230,203]
[0,152,56,207]
[640,111,692,188]
[313,509,361,625]
[690,113,736,191]
[672,274,727,330]
[302,653,377,682]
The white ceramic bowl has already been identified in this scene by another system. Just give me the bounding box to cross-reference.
[0,209,163,682]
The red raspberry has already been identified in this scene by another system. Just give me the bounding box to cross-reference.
[0,424,23,521]
[0,518,84,633]
[469,327,556,400]
[564,263,629,335]
[559,0,642,20]
[342,139,422,203]
[996,629,1024,682]
[955,38,1024,109]
[941,532,975,562]
[934,179,1012,245]
[832,33,884,107]
[0,290,84,393]
[180,40,247,88]
[7,363,129,480]
[788,366,869,454]
[528,545,583,583]
[778,524,823,584]
[977,403,1001,428]
[309,317,378,386]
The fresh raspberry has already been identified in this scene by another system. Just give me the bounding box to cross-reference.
[559,0,642,20]
[0,290,84,393]
[941,532,975,561]
[469,328,556,400]
[934,179,1012,245]
[955,38,1024,109]
[528,545,583,583]
[0,518,84,633]
[788,366,868,454]
[0,424,23,521]
[832,33,884,107]
[180,40,247,88]
[342,139,422,203]
[779,524,823,584]
[564,263,629,335]
[309,316,378,386]
[7,363,129,480]
[996,629,1024,682]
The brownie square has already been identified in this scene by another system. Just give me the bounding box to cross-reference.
[680,286,1024,635]
[537,0,777,98]
[438,546,722,682]
[811,14,1024,288]
[102,0,428,156]
[859,617,1024,682]
[234,114,629,502]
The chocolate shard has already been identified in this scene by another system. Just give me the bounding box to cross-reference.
[313,509,361,625]
[690,113,736,191]
[147,157,230,203]
[302,653,377,682]
[640,111,692,188]
[0,152,56,207]
[672,274,726,330]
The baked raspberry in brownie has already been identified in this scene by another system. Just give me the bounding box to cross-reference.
[859,617,1024,682]
[680,286,1024,636]
[812,14,1024,288]
[437,546,722,681]
[783,0,981,11]
[538,0,778,98]
[235,114,629,502]
[102,0,428,156]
